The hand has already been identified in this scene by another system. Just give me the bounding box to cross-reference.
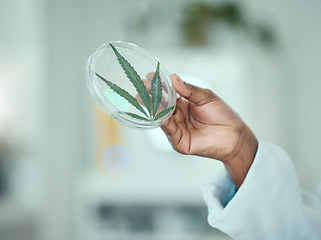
[161,74,258,188]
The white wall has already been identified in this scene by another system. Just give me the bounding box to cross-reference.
[243,0,321,192]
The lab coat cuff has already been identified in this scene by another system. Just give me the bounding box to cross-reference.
[201,141,317,239]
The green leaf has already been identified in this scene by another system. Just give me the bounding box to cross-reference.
[125,112,150,121]
[154,106,175,120]
[110,43,151,116]
[151,62,162,117]
[95,73,149,118]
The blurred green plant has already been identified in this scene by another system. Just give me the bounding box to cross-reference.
[95,44,174,121]
[128,1,275,48]
[183,2,275,46]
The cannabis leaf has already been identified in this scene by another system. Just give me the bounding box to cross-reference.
[154,106,175,120]
[95,73,149,118]
[125,112,150,121]
[110,43,152,117]
[96,43,175,124]
[151,62,162,117]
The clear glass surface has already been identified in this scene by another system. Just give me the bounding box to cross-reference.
[86,41,176,129]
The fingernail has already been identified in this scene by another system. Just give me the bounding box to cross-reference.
[173,74,184,84]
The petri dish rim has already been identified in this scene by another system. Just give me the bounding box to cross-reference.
[86,41,176,129]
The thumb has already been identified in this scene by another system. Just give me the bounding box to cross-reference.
[171,74,217,105]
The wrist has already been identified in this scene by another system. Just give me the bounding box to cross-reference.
[223,125,258,188]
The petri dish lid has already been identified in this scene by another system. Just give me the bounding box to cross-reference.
[86,41,176,130]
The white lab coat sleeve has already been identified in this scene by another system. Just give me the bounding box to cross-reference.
[201,142,321,240]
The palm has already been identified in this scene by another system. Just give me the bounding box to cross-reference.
[160,74,258,188]
[162,85,242,162]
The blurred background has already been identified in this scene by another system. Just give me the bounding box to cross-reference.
[1,0,321,239]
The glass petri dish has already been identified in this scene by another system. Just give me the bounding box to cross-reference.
[86,41,176,130]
